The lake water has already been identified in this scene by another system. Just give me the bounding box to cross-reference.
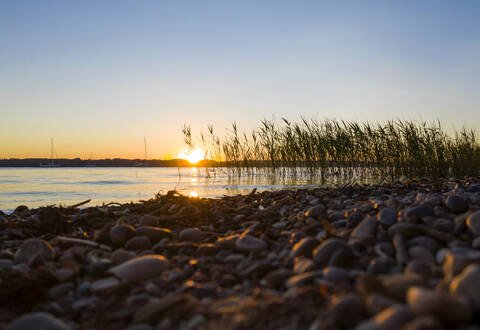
[0,167,331,212]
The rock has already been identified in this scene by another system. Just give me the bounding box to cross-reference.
[15,239,55,266]
[90,277,122,295]
[433,218,455,233]
[135,227,172,242]
[290,237,320,258]
[263,268,293,289]
[388,223,424,238]
[365,293,397,315]
[286,270,323,288]
[446,195,468,214]
[109,255,168,282]
[402,316,445,330]
[355,304,413,330]
[442,248,480,280]
[402,205,435,221]
[330,294,366,329]
[450,264,480,311]
[179,228,205,242]
[110,224,136,247]
[405,260,432,279]
[111,249,137,265]
[466,210,480,236]
[350,217,377,245]
[125,236,152,251]
[323,267,350,285]
[293,257,317,274]
[407,286,472,324]
[408,246,435,264]
[313,238,352,267]
[377,208,397,228]
[140,215,160,226]
[235,234,267,252]
[305,204,327,219]
[380,273,424,301]
[48,283,74,299]
[6,312,72,330]
[134,294,197,324]
[407,236,441,254]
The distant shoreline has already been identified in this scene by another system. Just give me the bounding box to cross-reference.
[0,158,218,168]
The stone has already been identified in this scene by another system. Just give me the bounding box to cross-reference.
[134,294,196,324]
[48,283,74,299]
[125,236,152,251]
[365,293,397,315]
[350,217,377,245]
[323,267,350,285]
[286,270,323,288]
[442,248,480,280]
[6,312,71,330]
[235,234,267,252]
[290,237,320,258]
[179,228,205,242]
[140,215,159,226]
[407,286,472,324]
[110,224,136,247]
[305,204,327,219]
[293,257,317,274]
[405,260,432,279]
[408,246,435,264]
[109,255,168,282]
[402,316,444,330]
[14,239,55,266]
[135,226,172,242]
[111,249,137,265]
[446,195,468,214]
[402,205,435,221]
[90,277,122,295]
[377,208,397,228]
[313,238,352,267]
[466,210,480,236]
[355,304,413,330]
[407,236,441,254]
[433,218,455,233]
[380,273,424,301]
[263,268,293,289]
[450,264,480,311]
[388,223,424,238]
[330,294,366,329]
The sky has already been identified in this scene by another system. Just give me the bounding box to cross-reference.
[1,0,479,159]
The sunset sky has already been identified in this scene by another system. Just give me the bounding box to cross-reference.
[1,1,479,159]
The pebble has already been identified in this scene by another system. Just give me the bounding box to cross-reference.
[403,205,435,221]
[305,204,327,219]
[6,312,72,330]
[290,237,320,258]
[365,293,397,315]
[450,264,480,311]
[466,210,480,236]
[135,226,172,242]
[90,277,122,295]
[323,266,350,285]
[350,217,378,245]
[110,224,136,247]
[235,234,267,252]
[14,239,55,266]
[139,215,159,226]
[111,248,137,265]
[313,238,352,267]
[402,316,445,330]
[109,255,168,282]
[407,286,472,324]
[355,304,413,330]
[446,195,468,214]
[388,223,424,238]
[377,208,397,228]
[330,294,366,329]
[125,236,152,250]
[48,283,74,300]
[179,228,205,242]
[380,273,424,301]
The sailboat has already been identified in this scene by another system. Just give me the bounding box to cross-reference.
[40,138,61,167]
[135,137,149,167]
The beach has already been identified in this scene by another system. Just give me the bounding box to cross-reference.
[1,178,480,329]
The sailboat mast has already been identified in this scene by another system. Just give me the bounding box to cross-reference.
[51,137,54,165]
[144,137,147,160]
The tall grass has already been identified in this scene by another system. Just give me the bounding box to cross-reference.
[183,118,480,181]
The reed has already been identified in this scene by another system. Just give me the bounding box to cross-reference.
[183,119,480,181]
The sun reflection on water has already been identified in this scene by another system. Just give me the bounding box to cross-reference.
[189,191,199,198]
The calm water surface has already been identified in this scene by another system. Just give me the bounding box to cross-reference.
[0,167,329,212]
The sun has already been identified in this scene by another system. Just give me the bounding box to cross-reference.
[179,148,205,164]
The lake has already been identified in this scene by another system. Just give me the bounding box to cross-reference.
[0,167,331,212]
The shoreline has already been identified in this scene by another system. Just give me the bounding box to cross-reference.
[1,178,480,329]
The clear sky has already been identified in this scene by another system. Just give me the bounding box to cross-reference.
[1,0,479,159]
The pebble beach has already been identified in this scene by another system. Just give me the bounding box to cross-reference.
[2,178,480,330]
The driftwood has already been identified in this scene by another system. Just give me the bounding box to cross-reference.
[55,236,112,251]
[66,199,91,209]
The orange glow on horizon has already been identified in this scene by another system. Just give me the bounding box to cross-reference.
[178,148,205,164]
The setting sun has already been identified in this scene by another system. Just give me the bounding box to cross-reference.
[178,148,205,164]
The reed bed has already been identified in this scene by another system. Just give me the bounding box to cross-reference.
[183,118,480,181]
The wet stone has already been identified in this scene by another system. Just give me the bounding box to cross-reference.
[135,226,172,243]
[6,312,72,330]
